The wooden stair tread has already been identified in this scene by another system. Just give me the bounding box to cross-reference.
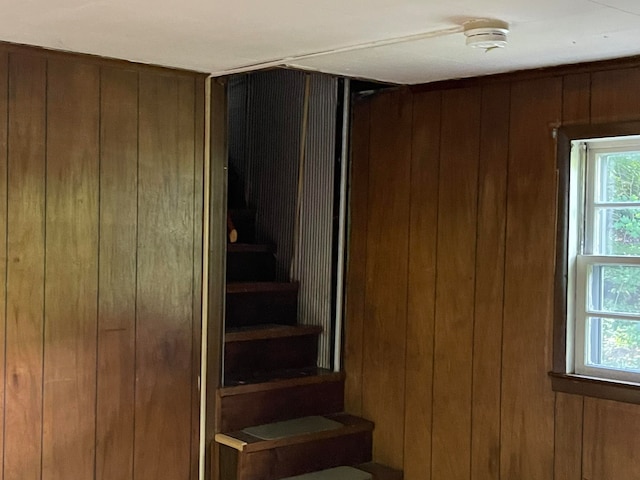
[225,324,322,343]
[224,366,337,387]
[215,414,373,453]
[219,368,343,396]
[227,243,275,253]
[226,281,299,293]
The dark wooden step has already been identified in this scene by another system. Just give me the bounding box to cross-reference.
[217,368,344,432]
[216,414,373,480]
[228,209,255,244]
[224,324,321,383]
[226,282,298,328]
[226,243,276,282]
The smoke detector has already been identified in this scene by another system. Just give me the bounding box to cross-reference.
[464,19,509,49]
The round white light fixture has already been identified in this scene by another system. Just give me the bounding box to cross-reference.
[464,19,509,49]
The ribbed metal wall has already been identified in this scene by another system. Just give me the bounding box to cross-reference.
[245,70,305,280]
[228,69,339,368]
[291,75,338,368]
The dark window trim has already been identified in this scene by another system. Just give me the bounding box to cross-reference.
[552,121,640,406]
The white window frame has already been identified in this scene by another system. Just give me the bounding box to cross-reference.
[568,136,640,384]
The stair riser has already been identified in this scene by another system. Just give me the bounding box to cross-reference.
[218,380,345,432]
[226,252,276,282]
[226,290,297,327]
[224,335,318,382]
[227,431,373,480]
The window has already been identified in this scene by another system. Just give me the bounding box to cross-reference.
[553,122,640,404]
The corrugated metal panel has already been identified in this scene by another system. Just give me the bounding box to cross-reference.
[229,69,338,368]
[292,74,339,368]
[245,70,305,280]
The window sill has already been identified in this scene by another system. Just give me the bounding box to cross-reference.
[549,372,640,405]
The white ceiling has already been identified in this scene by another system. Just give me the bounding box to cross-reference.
[2,0,640,84]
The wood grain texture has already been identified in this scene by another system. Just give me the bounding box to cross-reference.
[431,86,480,480]
[43,58,100,480]
[583,398,640,480]
[95,66,138,480]
[0,52,8,480]
[4,52,46,480]
[362,90,412,470]
[403,90,441,480]
[191,75,205,480]
[562,73,591,125]
[554,393,583,480]
[471,82,510,480]
[344,99,370,417]
[501,77,561,480]
[591,68,640,123]
[135,72,194,480]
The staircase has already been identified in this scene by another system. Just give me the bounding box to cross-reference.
[214,209,402,480]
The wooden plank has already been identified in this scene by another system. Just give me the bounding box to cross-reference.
[470,83,510,480]
[344,98,370,417]
[591,67,640,123]
[192,75,204,480]
[431,86,480,480]
[0,51,8,480]
[4,52,46,480]
[176,74,199,480]
[361,90,412,470]
[583,398,640,480]
[562,73,591,125]
[135,72,194,480]
[95,66,138,480]
[207,78,227,480]
[43,58,100,480]
[402,90,441,480]
[554,393,583,480]
[500,77,561,480]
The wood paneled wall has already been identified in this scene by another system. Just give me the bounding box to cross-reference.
[0,45,204,480]
[345,61,640,480]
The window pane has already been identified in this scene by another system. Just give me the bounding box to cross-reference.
[596,151,640,203]
[590,264,640,314]
[586,317,640,372]
[594,207,640,256]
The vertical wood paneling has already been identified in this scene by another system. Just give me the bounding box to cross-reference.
[0,45,203,480]
[95,66,138,480]
[4,53,46,480]
[348,60,640,480]
[136,72,194,480]
[501,77,561,480]
[403,90,440,480]
[191,75,205,480]
[552,71,591,480]
[43,58,100,480]
[362,90,411,469]
[431,87,480,480]
[591,68,640,123]
[471,83,510,480]
[583,398,640,480]
[0,52,8,480]
[562,73,591,125]
[344,99,370,417]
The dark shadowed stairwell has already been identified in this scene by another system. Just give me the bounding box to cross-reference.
[213,208,403,480]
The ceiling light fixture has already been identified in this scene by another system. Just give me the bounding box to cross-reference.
[464,19,509,50]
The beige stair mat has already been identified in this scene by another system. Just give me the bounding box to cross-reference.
[281,466,373,480]
[241,415,342,440]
